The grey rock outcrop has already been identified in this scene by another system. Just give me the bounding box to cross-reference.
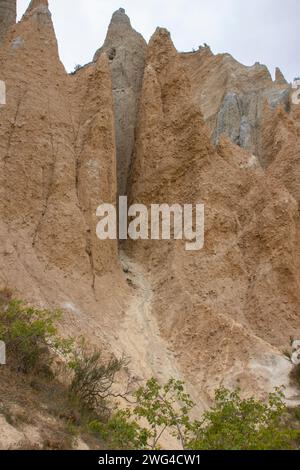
[213,92,241,145]
[94,8,147,196]
[0,0,16,46]
[181,50,291,161]
[264,87,290,111]
[213,86,290,156]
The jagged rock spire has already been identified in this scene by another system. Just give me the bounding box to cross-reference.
[22,0,50,22]
[25,0,49,14]
[275,67,287,85]
[93,8,147,197]
[147,27,177,72]
[94,8,136,61]
[14,0,58,59]
[0,0,16,46]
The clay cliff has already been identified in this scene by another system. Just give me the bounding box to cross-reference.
[1,1,300,434]
[0,0,128,349]
[128,28,300,399]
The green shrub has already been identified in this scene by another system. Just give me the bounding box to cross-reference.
[88,411,150,450]
[188,387,299,450]
[0,298,70,374]
[96,381,299,450]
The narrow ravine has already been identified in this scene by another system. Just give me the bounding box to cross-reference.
[115,251,183,383]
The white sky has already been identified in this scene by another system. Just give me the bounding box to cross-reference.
[17,0,299,81]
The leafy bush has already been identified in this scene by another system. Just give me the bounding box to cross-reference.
[68,341,129,415]
[0,298,69,374]
[188,387,299,450]
[93,382,299,450]
[88,411,150,450]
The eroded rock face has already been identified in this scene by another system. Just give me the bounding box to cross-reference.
[1,2,300,412]
[128,28,300,398]
[263,98,300,201]
[0,0,120,303]
[213,92,242,145]
[181,49,291,160]
[0,0,16,46]
[94,8,147,196]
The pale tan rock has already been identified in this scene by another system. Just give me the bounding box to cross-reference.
[0,415,24,450]
[0,1,126,350]
[0,0,119,281]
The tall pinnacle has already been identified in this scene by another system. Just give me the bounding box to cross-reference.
[22,0,50,21]
[25,0,49,13]
[0,0,16,47]
[93,8,147,197]
[93,8,133,63]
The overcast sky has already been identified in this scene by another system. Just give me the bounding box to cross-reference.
[17,0,299,81]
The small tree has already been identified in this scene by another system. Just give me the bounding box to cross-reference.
[89,378,194,450]
[134,378,194,449]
